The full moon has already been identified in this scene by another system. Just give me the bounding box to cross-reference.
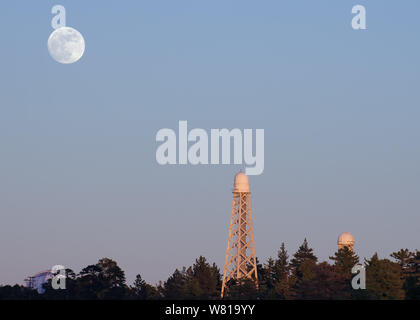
[47,27,85,64]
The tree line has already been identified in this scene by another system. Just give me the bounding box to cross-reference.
[1,239,419,300]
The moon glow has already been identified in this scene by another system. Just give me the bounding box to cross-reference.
[47,27,85,64]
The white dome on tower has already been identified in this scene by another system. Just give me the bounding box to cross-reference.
[337,232,355,251]
[233,171,250,193]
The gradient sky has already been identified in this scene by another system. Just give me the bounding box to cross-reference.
[1,0,419,286]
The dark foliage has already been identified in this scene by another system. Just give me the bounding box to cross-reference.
[1,245,419,300]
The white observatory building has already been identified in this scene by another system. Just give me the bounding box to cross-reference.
[24,270,54,294]
[337,232,355,251]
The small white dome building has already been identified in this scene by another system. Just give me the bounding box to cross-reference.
[337,232,355,251]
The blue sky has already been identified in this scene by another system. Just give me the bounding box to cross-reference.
[1,1,419,286]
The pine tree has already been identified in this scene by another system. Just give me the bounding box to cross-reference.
[290,238,317,279]
[97,258,126,288]
[184,266,203,299]
[273,243,291,299]
[390,249,414,277]
[77,264,106,299]
[274,243,290,281]
[189,256,220,299]
[330,247,359,276]
[74,258,128,299]
[328,247,359,299]
[163,257,221,299]
[261,257,276,299]
[132,274,155,300]
[404,250,420,299]
[289,239,318,298]
[162,268,187,299]
[294,262,350,299]
[365,253,405,300]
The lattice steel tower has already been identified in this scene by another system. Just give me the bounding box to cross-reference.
[221,171,258,298]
